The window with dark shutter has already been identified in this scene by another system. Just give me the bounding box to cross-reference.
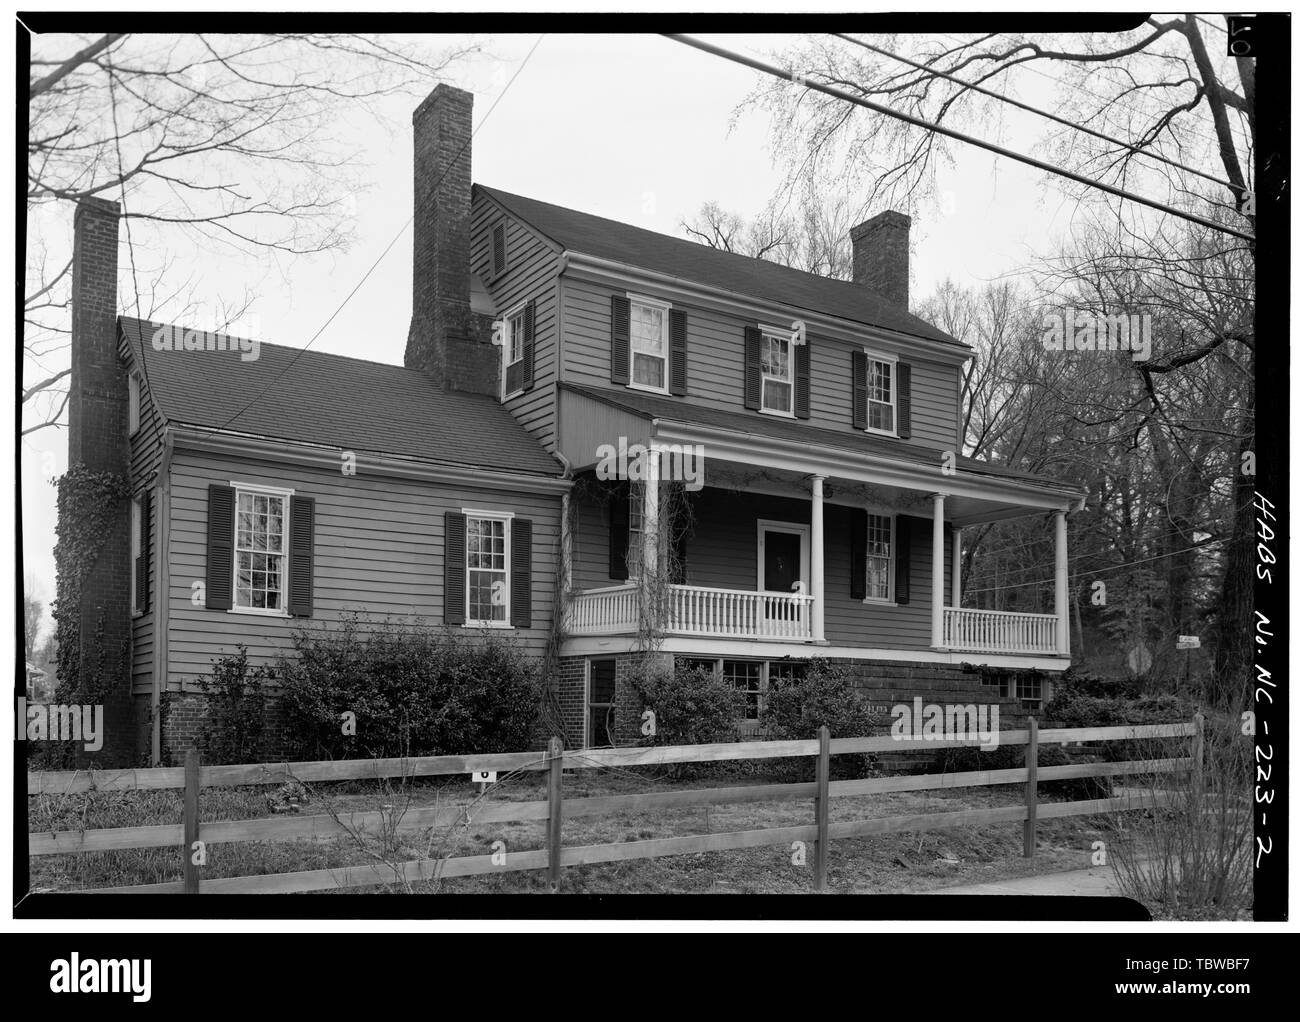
[511,518,532,627]
[897,362,912,439]
[137,491,151,612]
[669,308,688,396]
[444,511,467,624]
[206,484,235,610]
[894,516,912,605]
[851,350,869,430]
[491,221,507,277]
[608,481,630,580]
[610,295,631,385]
[288,495,315,616]
[849,508,866,599]
[743,326,762,410]
[794,340,811,419]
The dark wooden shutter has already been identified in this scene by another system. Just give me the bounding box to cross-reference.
[894,515,912,605]
[206,484,235,610]
[492,221,506,276]
[608,481,630,581]
[896,362,912,438]
[849,508,866,599]
[444,511,466,625]
[511,518,532,627]
[794,339,811,419]
[669,308,688,396]
[743,326,762,410]
[521,300,536,391]
[288,495,315,616]
[610,295,630,385]
[851,350,869,430]
[135,492,151,612]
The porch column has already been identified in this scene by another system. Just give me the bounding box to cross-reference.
[643,442,661,580]
[931,493,946,648]
[810,475,826,642]
[951,526,962,608]
[1054,509,1070,656]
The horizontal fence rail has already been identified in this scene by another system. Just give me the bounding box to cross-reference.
[943,606,1058,654]
[28,717,1202,895]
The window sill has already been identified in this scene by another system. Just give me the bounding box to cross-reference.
[502,388,525,401]
[861,598,899,608]
[626,381,670,397]
[864,427,899,439]
[463,621,515,630]
[227,607,290,618]
[758,406,796,419]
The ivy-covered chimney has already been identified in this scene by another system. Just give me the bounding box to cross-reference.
[405,84,496,395]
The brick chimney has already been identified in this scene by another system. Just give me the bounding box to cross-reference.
[64,196,134,764]
[405,84,496,395]
[850,210,911,310]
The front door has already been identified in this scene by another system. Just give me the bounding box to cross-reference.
[757,521,809,626]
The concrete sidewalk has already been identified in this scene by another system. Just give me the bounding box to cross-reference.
[932,863,1123,896]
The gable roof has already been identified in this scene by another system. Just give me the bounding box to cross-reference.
[561,382,1084,494]
[476,184,964,349]
[119,317,561,478]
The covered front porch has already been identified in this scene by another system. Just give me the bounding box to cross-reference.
[558,388,1085,661]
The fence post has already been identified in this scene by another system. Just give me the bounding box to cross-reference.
[1192,712,1205,798]
[183,749,201,894]
[1022,717,1038,858]
[814,725,830,891]
[547,736,564,893]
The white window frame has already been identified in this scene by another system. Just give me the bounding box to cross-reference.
[862,510,896,605]
[228,481,294,618]
[500,302,528,401]
[758,326,795,418]
[128,372,141,436]
[864,351,898,437]
[130,497,142,617]
[463,507,514,629]
[627,293,671,396]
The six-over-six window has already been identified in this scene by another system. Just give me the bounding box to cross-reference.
[863,512,894,602]
[760,330,793,414]
[866,354,896,433]
[466,513,511,625]
[234,487,290,612]
[629,295,669,392]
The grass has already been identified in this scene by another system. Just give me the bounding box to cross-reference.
[28,767,1117,895]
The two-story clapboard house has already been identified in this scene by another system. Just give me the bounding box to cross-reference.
[63,84,1086,764]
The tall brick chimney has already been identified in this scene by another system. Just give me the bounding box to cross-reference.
[850,210,911,310]
[65,196,134,764]
[405,84,496,395]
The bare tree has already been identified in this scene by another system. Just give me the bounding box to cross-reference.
[25,32,482,434]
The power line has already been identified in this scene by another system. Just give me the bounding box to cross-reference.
[836,33,1241,193]
[206,34,546,435]
[962,538,1227,595]
[967,517,1229,563]
[663,34,1254,244]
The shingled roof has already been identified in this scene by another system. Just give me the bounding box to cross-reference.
[120,317,562,477]
[561,382,1084,494]
[476,185,965,349]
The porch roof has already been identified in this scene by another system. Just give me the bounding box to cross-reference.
[559,383,1087,519]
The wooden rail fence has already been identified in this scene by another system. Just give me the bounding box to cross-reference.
[27,718,1201,895]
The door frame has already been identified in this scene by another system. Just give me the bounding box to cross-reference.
[756,519,811,594]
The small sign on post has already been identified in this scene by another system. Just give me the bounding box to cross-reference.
[469,770,497,785]
[1176,635,1201,650]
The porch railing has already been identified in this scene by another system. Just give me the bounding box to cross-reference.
[943,606,1058,654]
[565,584,813,641]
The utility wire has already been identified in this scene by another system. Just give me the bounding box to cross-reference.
[663,34,1254,244]
[835,33,1241,193]
[962,538,1226,595]
[203,34,546,435]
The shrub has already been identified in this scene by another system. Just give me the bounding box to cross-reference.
[934,741,1110,801]
[276,616,542,760]
[197,644,271,765]
[761,659,878,780]
[630,661,744,748]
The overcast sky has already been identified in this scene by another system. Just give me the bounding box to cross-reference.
[20,30,1192,638]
